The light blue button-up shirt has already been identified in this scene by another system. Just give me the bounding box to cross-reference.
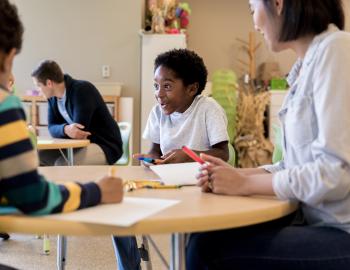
[263,25,350,232]
[57,89,73,125]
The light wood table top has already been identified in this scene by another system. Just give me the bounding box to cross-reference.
[37,137,90,150]
[0,166,298,236]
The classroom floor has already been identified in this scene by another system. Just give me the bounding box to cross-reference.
[0,234,170,269]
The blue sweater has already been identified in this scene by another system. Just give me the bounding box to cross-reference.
[47,74,123,164]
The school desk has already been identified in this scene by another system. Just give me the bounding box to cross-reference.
[37,137,90,166]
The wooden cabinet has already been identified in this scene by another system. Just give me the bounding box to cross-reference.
[21,95,120,136]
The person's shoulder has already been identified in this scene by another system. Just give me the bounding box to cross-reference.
[151,104,163,118]
[0,89,21,107]
[197,95,224,112]
[0,88,9,103]
[66,74,100,96]
[320,29,350,51]
[66,74,96,90]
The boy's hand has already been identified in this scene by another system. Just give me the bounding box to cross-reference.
[96,176,123,203]
[162,149,193,164]
[64,123,91,139]
[133,153,163,167]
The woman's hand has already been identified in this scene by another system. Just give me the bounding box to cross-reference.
[196,153,249,195]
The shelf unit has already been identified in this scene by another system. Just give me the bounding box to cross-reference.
[21,95,120,136]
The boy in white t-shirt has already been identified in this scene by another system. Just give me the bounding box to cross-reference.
[113,49,229,270]
[137,48,229,165]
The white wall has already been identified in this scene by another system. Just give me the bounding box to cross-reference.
[10,0,350,155]
[12,0,143,153]
[186,0,350,79]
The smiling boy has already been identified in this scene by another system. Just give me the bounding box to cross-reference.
[137,48,229,164]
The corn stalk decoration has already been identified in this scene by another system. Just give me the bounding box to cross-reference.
[234,31,273,168]
[234,81,273,168]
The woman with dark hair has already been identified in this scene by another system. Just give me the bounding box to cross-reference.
[186,0,350,269]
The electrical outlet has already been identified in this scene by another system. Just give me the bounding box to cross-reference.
[102,65,110,78]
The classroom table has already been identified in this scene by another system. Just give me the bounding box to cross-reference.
[37,137,90,166]
[0,166,298,270]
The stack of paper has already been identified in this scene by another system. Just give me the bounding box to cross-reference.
[150,162,200,186]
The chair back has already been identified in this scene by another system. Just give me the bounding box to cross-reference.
[228,143,236,166]
[272,124,283,163]
[116,122,131,165]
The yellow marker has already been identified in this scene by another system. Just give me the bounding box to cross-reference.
[146,185,181,189]
[109,166,117,177]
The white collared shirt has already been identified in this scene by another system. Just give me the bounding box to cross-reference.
[263,25,350,232]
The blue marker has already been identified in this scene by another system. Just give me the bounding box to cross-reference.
[138,157,156,164]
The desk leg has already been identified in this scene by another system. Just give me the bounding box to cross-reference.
[170,233,185,270]
[57,235,67,270]
[67,148,74,166]
[57,149,71,270]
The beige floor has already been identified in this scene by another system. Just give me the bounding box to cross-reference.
[0,234,170,270]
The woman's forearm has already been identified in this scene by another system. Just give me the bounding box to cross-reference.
[242,173,275,196]
[237,167,269,176]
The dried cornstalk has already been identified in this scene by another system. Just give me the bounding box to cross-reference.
[235,81,273,168]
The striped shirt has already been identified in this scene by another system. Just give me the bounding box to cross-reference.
[0,88,101,215]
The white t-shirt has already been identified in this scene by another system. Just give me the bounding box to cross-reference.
[143,95,229,155]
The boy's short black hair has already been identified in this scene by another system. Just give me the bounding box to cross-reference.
[154,48,208,95]
[31,60,64,85]
[263,0,345,42]
[0,0,23,54]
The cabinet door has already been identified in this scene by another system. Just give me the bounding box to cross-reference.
[140,34,186,153]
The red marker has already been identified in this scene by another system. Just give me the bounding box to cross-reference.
[182,146,205,164]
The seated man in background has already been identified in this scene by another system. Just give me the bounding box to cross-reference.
[0,0,123,250]
[31,60,123,165]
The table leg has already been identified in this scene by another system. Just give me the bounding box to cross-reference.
[57,235,67,270]
[56,148,72,269]
[170,233,186,270]
[67,148,74,166]
[43,234,50,255]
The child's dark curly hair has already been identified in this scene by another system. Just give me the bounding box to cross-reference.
[154,48,208,95]
[0,0,24,55]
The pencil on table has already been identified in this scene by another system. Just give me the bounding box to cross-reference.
[109,166,117,177]
[146,185,181,189]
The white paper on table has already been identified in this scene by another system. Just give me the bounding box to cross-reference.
[44,197,179,227]
[38,139,54,144]
[150,162,201,185]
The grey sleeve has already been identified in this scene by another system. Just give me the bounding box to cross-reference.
[205,101,230,146]
[143,106,161,144]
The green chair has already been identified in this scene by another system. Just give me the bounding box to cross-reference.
[272,124,283,163]
[228,143,236,166]
[211,69,238,145]
[115,122,132,165]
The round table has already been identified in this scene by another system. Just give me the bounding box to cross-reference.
[0,166,298,270]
